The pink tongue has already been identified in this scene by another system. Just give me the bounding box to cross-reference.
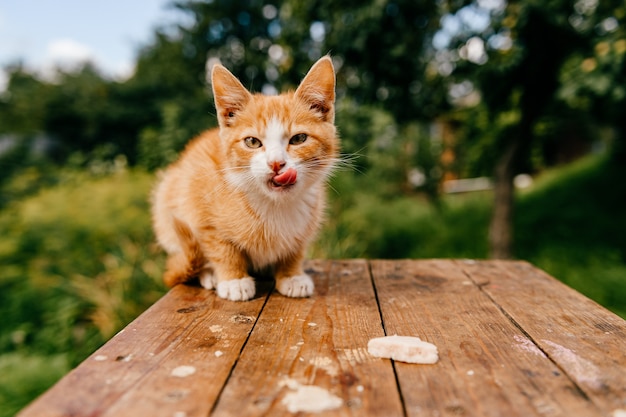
[273,168,297,185]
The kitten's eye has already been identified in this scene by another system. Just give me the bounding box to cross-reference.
[244,137,262,149]
[289,133,308,145]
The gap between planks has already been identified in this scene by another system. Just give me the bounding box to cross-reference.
[458,261,594,404]
[370,259,608,417]
[208,278,274,416]
[459,261,596,406]
[367,259,409,417]
[209,259,403,417]
[457,260,626,415]
[18,259,626,417]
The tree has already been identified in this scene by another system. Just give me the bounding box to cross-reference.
[438,0,592,258]
[122,31,215,166]
[281,0,447,199]
[559,0,626,164]
[0,65,50,136]
[172,0,291,92]
[283,0,444,121]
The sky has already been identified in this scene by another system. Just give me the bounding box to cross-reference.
[0,0,183,89]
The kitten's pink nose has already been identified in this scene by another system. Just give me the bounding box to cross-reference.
[270,161,286,173]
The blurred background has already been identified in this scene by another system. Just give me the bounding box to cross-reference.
[1,0,625,414]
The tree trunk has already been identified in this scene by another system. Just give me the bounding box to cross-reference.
[489,139,519,259]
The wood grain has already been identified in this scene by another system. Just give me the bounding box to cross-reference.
[370,259,604,417]
[459,260,626,416]
[211,259,404,416]
[17,260,626,417]
[17,284,268,417]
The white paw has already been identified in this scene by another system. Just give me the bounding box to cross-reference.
[199,269,217,290]
[277,274,314,298]
[216,277,256,301]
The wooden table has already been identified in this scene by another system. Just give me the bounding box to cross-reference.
[18,260,626,417]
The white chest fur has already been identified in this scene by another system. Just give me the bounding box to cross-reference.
[244,187,320,268]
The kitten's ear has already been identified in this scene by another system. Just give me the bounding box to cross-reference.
[211,64,252,127]
[295,56,336,122]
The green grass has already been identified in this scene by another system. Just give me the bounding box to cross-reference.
[515,155,626,317]
[0,353,68,417]
[0,169,167,417]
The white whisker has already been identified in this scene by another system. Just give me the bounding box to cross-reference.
[326,181,340,196]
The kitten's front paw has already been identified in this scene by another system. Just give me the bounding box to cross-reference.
[199,269,217,290]
[216,277,256,301]
[277,274,314,298]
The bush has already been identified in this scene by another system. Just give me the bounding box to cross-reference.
[0,169,166,416]
[313,171,491,260]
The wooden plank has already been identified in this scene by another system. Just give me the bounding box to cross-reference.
[18,283,268,417]
[459,260,626,416]
[19,259,625,417]
[211,259,404,416]
[370,259,604,417]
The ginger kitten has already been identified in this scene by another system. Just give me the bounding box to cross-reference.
[151,56,338,301]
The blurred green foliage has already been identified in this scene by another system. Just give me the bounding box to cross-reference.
[0,168,165,417]
[0,353,68,417]
[516,156,626,318]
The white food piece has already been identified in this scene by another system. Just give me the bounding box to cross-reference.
[280,379,343,413]
[367,335,438,364]
[170,365,196,377]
